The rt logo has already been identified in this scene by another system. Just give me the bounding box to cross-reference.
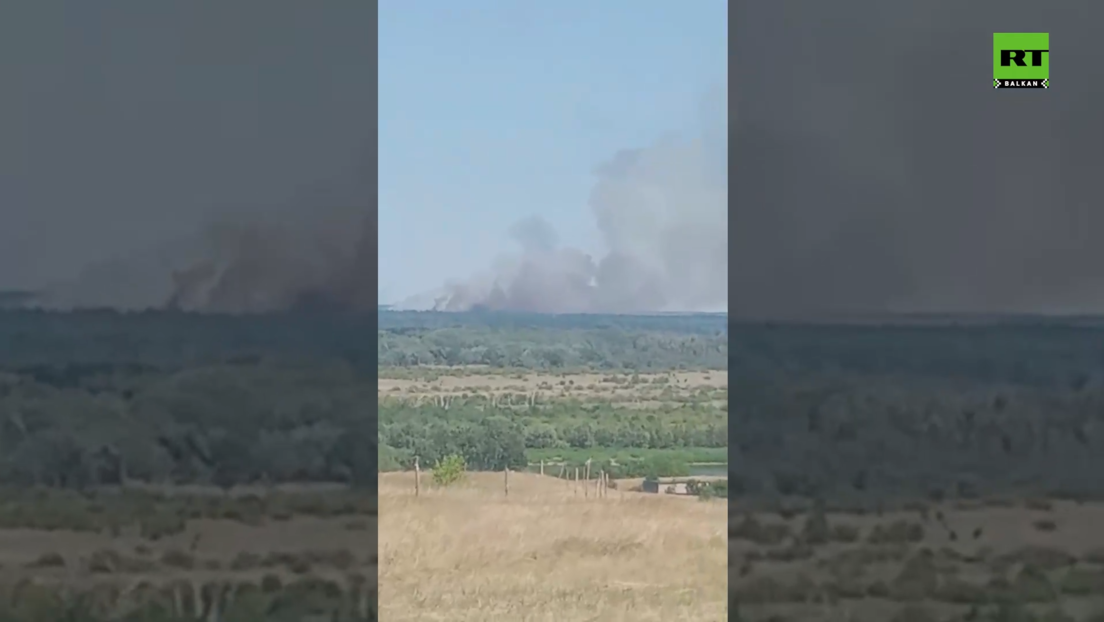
[993,33,1049,89]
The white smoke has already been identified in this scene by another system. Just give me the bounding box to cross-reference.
[423,90,728,314]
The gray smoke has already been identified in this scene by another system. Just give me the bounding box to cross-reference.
[33,162,375,314]
[730,1,1104,317]
[429,93,728,313]
[0,1,372,314]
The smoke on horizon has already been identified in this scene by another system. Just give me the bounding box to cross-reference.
[413,91,728,314]
[31,163,377,314]
[21,3,1104,318]
[31,106,728,316]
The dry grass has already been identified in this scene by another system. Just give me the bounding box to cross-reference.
[0,490,377,617]
[378,471,727,622]
[377,370,728,406]
[730,500,1104,620]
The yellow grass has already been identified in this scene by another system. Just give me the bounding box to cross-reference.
[378,370,728,396]
[378,471,727,621]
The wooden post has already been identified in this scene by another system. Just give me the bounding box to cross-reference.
[414,456,421,497]
[574,467,579,496]
[504,468,510,497]
[599,470,605,498]
[584,459,591,499]
[540,460,544,476]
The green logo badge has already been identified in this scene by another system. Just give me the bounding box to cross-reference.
[994,33,1049,89]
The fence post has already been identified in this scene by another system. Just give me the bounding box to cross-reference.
[584,459,592,499]
[504,468,510,497]
[574,467,579,496]
[414,456,421,497]
[540,460,544,476]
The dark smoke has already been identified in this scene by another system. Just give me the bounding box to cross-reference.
[424,92,728,314]
[730,1,1104,317]
[165,214,375,314]
[35,161,375,314]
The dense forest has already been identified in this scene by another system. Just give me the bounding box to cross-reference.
[0,309,726,370]
[8,308,1104,501]
[727,321,1104,504]
[378,397,728,474]
[0,309,726,489]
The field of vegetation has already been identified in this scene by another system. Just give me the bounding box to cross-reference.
[0,308,728,620]
[14,306,1104,620]
[375,310,729,620]
[377,311,728,479]
[0,309,379,621]
[379,470,726,622]
[726,318,1104,621]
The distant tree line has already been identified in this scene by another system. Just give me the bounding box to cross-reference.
[727,332,1104,503]
[10,309,1104,501]
[0,309,727,371]
[0,309,732,490]
[0,362,375,490]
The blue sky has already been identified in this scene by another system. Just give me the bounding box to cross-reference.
[378,1,727,303]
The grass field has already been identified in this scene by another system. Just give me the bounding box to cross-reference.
[378,360,728,620]
[0,486,376,619]
[378,470,727,622]
[526,447,728,466]
[378,369,728,408]
[730,498,1104,621]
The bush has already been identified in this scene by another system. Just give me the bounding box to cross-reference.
[433,454,466,487]
[687,479,729,499]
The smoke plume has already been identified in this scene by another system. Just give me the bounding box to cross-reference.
[730,1,1104,317]
[425,93,728,314]
[33,162,376,314]
[164,214,375,314]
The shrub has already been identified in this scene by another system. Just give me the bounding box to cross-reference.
[688,479,729,499]
[433,454,466,487]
